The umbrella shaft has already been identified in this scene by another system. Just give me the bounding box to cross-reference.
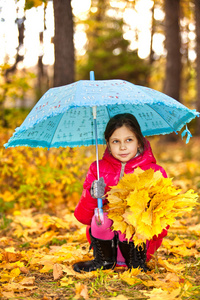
[97,198,103,209]
[93,117,100,180]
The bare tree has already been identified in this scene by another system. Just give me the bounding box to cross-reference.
[149,0,156,65]
[195,0,200,133]
[164,0,181,102]
[5,17,25,80]
[53,0,75,87]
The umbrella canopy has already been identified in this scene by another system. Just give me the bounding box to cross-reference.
[4,77,199,149]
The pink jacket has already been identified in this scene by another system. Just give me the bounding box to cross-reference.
[74,139,168,261]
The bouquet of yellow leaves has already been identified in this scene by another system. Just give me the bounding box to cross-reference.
[107,168,199,246]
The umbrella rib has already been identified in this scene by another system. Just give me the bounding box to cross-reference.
[146,103,177,133]
[47,112,65,148]
[105,106,111,119]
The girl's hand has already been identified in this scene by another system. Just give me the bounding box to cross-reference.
[90,177,106,199]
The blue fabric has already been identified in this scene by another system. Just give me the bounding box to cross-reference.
[4,79,199,149]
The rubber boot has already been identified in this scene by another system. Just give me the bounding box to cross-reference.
[118,241,148,272]
[73,230,117,273]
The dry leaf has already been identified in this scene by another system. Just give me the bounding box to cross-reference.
[60,276,74,286]
[120,268,141,285]
[53,263,63,280]
[108,295,129,300]
[2,251,22,263]
[142,287,182,300]
[75,282,89,299]
[157,258,185,272]
[3,282,37,292]
[20,277,35,286]
[42,296,52,300]
[1,291,15,298]
[20,266,29,274]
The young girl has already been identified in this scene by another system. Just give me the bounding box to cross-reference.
[73,113,168,273]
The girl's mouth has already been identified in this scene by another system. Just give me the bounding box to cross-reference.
[119,154,129,157]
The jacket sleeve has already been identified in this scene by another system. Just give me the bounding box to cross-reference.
[74,162,98,225]
[146,225,169,261]
[159,166,168,178]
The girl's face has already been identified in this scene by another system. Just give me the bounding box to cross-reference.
[107,125,140,163]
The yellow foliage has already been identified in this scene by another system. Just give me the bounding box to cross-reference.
[142,287,182,300]
[60,276,74,286]
[25,0,44,8]
[0,191,15,202]
[120,267,141,285]
[10,268,21,277]
[107,168,199,246]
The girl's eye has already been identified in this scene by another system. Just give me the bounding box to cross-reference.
[127,139,133,142]
[113,140,118,144]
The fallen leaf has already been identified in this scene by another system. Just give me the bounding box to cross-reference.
[1,291,15,298]
[20,266,29,274]
[2,251,22,263]
[42,296,52,300]
[165,272,180,282]
[75,282,89,299]
[53,263,63,280]
[3,282,37,292]
[10,267,21,277]
[20,276,35,286]
[142,287,181,300]
[157,258,185,272]
[108,295,128,300]
[60,276,74,286]
[120,268,141,286]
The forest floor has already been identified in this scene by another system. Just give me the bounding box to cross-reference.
[0,134,200,300]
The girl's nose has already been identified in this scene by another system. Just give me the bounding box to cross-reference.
[120,142,126,150]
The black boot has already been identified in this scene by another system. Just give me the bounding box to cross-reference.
[118,241,148,272]
[73,230,117,273]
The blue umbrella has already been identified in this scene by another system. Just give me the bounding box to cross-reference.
[4,71,199,224]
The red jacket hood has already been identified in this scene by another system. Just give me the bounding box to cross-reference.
[81,138,168,193]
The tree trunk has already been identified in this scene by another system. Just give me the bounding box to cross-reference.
[195,0,200,134]
[53,0,75,87]
[164,0,181,102]
[37,32,49,100]
[5,17,25,80]
[149,0,155,65]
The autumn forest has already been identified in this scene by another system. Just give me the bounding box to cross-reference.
[0,0,200,299]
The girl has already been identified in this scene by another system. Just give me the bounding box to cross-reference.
[73,113,168,273]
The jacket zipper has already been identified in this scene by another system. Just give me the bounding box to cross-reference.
[119,162,126,181]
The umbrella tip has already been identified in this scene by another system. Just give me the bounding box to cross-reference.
[90,71,95,81]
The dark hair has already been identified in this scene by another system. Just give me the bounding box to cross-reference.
[104,113,146,152]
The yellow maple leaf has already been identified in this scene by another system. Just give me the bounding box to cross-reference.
[142,287,182,300]
[112,219,127,234]
[127,189,149,213]
[10,268,21,278]
[120,267,141,285]
[157,258,185,272]
[125,225,135,242]
[60,276,74,286]
[140,209,153,226]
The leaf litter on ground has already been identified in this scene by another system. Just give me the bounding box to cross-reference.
[0,136,200,299]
